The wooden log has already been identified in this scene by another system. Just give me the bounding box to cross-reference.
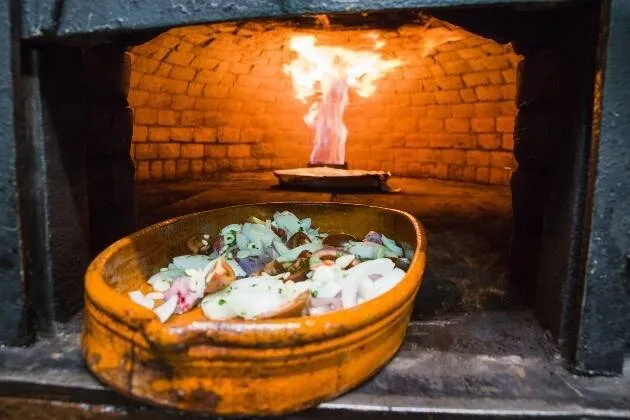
[274,167,393,192]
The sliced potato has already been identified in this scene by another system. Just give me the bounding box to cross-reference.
[257,291,310,319]
[205,257,236,294]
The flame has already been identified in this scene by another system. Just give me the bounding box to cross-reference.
[284,28,466,167]
[284,34,400,166]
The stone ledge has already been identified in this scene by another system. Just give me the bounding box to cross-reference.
[0,312,628,419]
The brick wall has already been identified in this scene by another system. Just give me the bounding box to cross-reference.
[128,20,521,185]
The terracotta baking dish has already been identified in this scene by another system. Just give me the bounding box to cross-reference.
[82,202,427,415]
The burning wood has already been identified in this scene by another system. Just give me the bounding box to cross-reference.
[274,167,393,192]
[283,34,400,167]
[283,29,466,169]
[276,27,468,192]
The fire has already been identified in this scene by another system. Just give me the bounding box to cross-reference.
[284,27,466,167]
[284,34,400,166]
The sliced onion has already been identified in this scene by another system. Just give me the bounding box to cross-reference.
[347,242,377,259]
[146,292,164,300]
[374,268,406,297]
[272,239,291,256]
[226,290,284,319]
[342,258,396,309]
[282,279,314,299]
[305,227,322,243]
[358,277,377,300]
[201,292,236,320]
[128,291,155,310]
[381,234,404,257]
[235,233,249,250]
[237,255,268,276]
[248,216,266,225]
[299,218,312,230]
[243,222,276,247]
[341,275,361,309]
[241,223,252,242]
[148,269,184,292]
[229,275,286,294]
[226,258,246,277]
[312,265,337,283]
[257,291,309,319]
[335,254,355,269]
[275,242,322,263]
[149,268,184,281]
[153,295,177,323]
[273,211,301,236]
[317,281,342,298]
[220,224,242,236]
[171,255,213,271]
[346,258,395,279]
[364,231,383,244]
[310,297,338,307]
[347,242,398,259]
[236,250,250,259]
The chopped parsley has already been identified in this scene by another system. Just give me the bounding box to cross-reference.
[311,290,319,297]
[278,287,282,294]
[218,298,226,306]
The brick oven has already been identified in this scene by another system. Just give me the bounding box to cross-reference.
[0,0,629,418]
[126,16,518,185]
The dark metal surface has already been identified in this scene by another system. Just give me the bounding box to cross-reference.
[0,0,32,344]
[20,0,584,41]
[506,2,600,358]
[12,42,137,335]
[21,45,92,333]
[83,45,137,255]
[432,1,628,375]
[0,311,629,418]
[573,0,630,375]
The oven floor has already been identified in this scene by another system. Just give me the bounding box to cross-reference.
[135,172,512,227]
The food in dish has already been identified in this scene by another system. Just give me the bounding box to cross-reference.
[128,211,414,323]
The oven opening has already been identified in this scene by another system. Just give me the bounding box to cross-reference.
[3,0,629,416]
[129,12,519,318]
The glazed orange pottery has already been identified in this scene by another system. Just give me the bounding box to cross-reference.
[82,202,427,415]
